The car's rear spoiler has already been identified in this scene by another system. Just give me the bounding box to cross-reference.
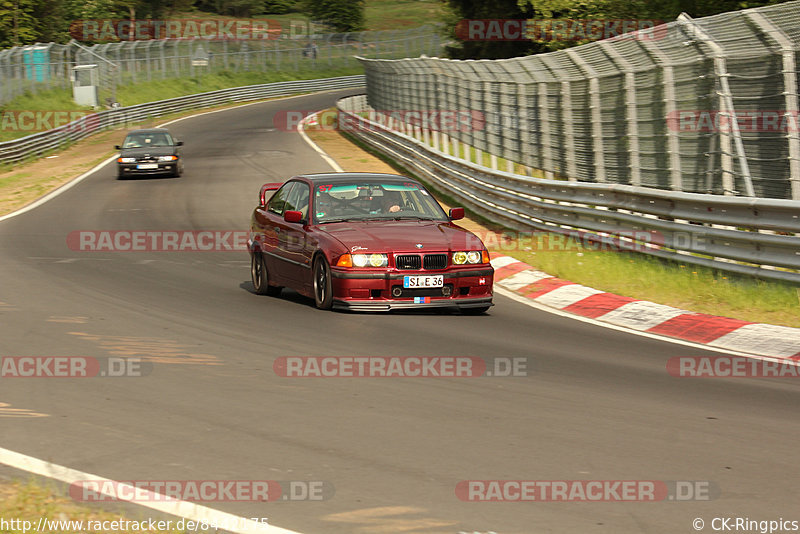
[259,182,283,207]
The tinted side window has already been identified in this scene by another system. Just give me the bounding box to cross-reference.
[284,182,310,220]
[268,182,295,216]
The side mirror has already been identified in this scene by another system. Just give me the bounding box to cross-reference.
[176,141,184,146]
[284,210,303,223]
[114,145,121,149]
[449,207,465,221]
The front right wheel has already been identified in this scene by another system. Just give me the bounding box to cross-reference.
[313,255,333,310]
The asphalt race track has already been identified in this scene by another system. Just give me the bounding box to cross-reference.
[1,88,798,533]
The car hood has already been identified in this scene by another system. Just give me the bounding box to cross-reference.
[318,220,485,253]
[119,147,177,157]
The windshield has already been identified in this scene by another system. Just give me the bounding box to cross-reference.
[122,132,174,148]
[313,181,447,224]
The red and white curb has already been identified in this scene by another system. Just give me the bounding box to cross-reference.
[490,255,800,359]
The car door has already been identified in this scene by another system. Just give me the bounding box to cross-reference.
[275,181,311,283]
[259,181,295,283]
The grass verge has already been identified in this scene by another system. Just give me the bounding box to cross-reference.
[306,107,800,328]
[0,479,181,533]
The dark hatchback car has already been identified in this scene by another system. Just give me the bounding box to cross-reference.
[248,172,494,313]
[115,128,184,179]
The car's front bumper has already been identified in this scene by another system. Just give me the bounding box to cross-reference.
[333,297,493,312]
[117,162,176,175]
[330,266,493,312]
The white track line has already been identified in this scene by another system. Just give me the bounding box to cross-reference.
[0,446,301,534]
[297,111,344,172]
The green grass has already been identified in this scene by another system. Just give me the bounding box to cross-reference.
[0,479,182,534]
[365,0,445,29]
[497,233,800,328]
[172,1,444,32]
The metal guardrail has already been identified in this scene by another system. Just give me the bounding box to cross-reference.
[357,1,800,201]
[337,95,800,284]
[0,75,365,165]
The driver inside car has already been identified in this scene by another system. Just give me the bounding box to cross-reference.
[377,191,402,213]
[316,192,336,219]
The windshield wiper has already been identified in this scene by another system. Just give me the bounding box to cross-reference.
[319,218,359,224]
[391,216,437,221]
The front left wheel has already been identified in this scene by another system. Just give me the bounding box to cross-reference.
[251,252,281,296]
[313,255,333,310]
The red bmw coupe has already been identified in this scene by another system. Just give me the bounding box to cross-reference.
[248,173,494,313]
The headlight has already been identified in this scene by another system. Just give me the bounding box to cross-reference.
[117,157,136,163]
[158,155,177,162]
[452,251,486,264]
[351,253,388,268]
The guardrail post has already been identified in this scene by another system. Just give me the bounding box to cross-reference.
[537,82,554,179]
[517,84,532,172]
[746,11,800,200]
[599,41,642,187]
[638,38,684,192]
[561,80,578,181]
[567,49,606,183]
[678,13,755,197]
[541,54,578,182]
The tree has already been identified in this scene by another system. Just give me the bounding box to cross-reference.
[444,0,794,60]
[0,0,41,47]
[301,0,365,33]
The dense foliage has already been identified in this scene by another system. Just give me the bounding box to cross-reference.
[443,0,794,59]
[0,0,365,47]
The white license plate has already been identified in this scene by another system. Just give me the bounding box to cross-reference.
[403,275,443,288]
[136,163,158,169]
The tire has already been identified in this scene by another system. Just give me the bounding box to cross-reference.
[172,161,183,178]
[251,252,281,296]
[462,305,491,315]
[313,255,333,310]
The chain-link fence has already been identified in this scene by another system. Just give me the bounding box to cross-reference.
[359,2,800,200]
[0,26,439,109]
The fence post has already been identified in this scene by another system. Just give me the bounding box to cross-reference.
[638,38,684,192]
[746,11,800,200]
[600,41,642,187]
[566,49,606,183]
[678,13,754,197]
